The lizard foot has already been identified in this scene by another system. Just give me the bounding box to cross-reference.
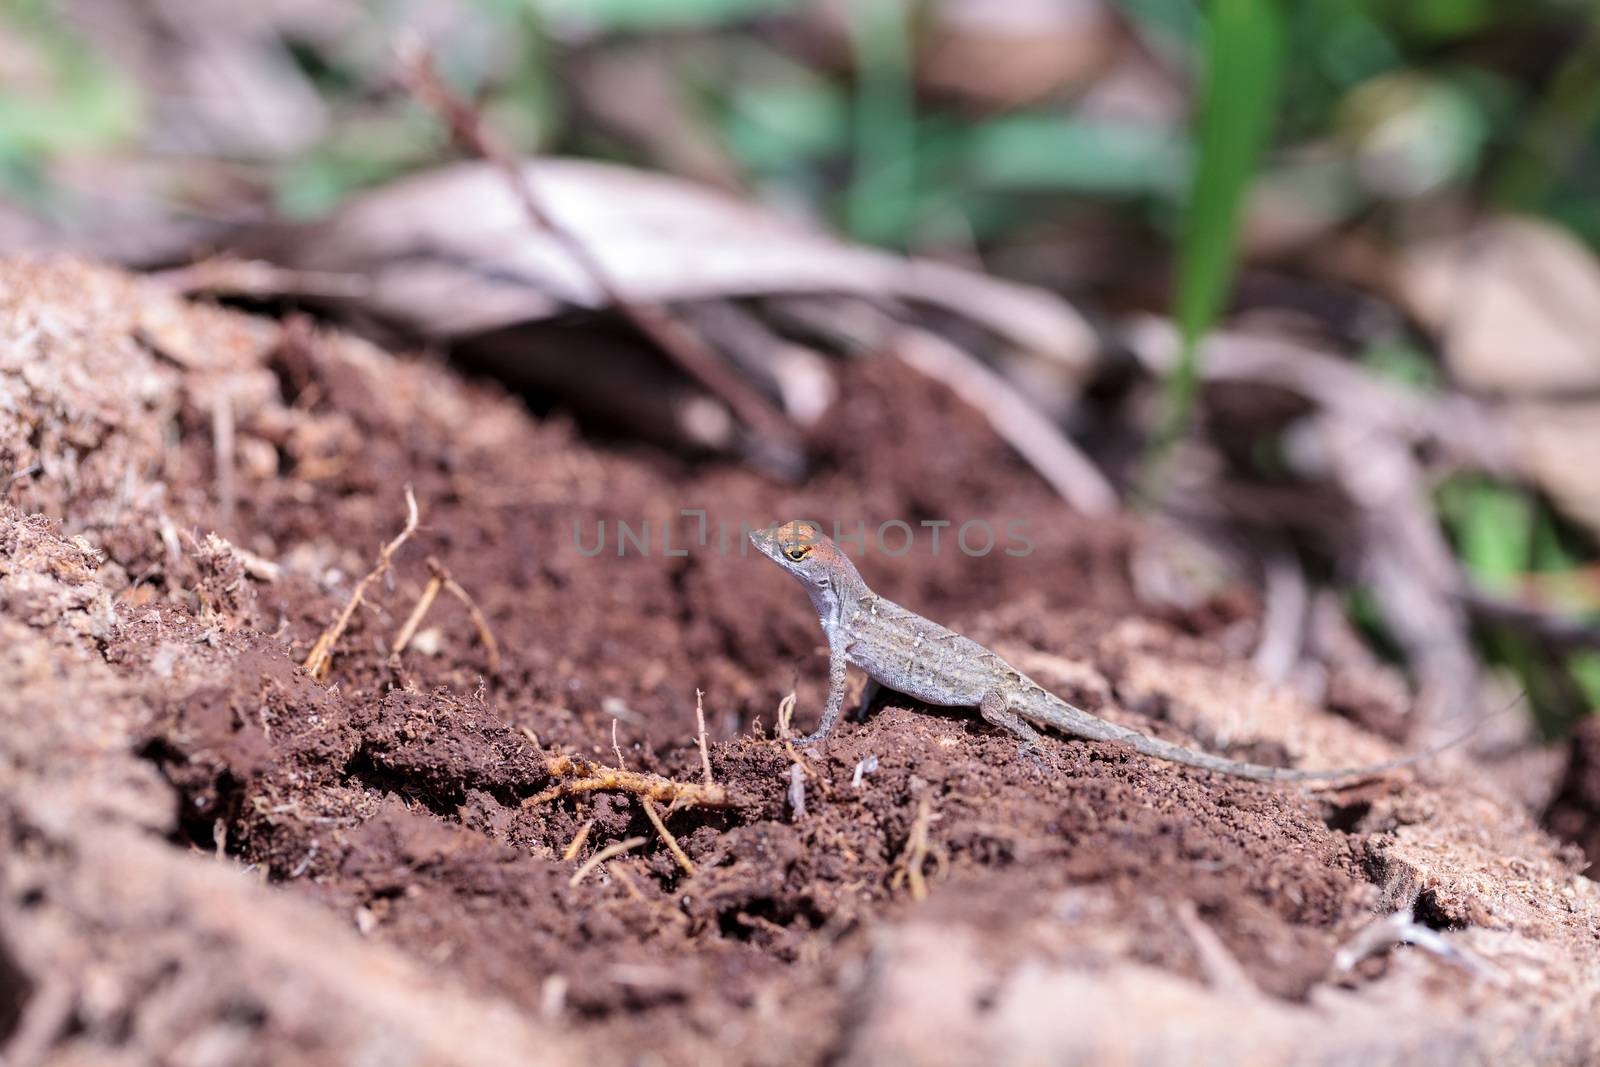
[1016,741,1058,775]
[979,690,1055,773]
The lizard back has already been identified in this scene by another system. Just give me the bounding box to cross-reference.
[843,594,1016,708]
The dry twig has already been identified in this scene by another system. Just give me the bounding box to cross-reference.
[441,571,501,672]
[152,257,372,300]
[894,328,1117,516]
[641,798,696,875]
[1252,543,1308,683]
[1460,587,1600,651]
[303,487,419,681]
[396,40,800,474]
[569,837,647,887]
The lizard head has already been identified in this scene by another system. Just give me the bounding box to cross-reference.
[749,520,857,591]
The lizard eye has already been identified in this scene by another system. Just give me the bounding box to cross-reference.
[784,545,810,562]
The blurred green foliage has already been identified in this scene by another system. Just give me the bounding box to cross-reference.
[0,0,141,203]
[1439,475,1600,732]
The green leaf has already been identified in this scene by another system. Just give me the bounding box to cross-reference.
[846,0,915,248]
[0,3,141,163]
[721,81,848,172]
[1571,652,1600,712]
[1436,476,1532,593]
[1111,0,1202,47]
[1147,0,1285,478]
[967,116,1189,199]
[536,0,798,30]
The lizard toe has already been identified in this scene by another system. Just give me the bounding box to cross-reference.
[1016,741,1057,776]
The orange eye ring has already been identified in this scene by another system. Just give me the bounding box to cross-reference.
[784,545,810,562]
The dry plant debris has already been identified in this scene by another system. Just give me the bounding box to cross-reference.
[389,555,502,672]
[528,755,733,810]
[394,39,801,474]
[641,797,696,875]
[302,486,419,681]
[889,797,947,902]
[569,836,647,887]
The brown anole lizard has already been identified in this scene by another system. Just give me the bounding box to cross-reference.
[752,520,1440,782]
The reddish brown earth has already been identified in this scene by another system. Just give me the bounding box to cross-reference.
[3,260,1600,1066]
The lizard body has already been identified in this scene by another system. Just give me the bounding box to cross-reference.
[751,520,1420,782]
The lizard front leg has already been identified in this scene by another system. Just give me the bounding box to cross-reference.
[979,689,1054,770]
[795,635,850,744]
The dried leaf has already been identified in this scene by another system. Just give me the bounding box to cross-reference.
[278,159,1097,373]
[1394,217,1600,395]
[919,0,1120,109]
[1507,400,1600,542]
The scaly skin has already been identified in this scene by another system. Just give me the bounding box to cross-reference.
[751,520,1419,782]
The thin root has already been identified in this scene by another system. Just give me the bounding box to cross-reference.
[890,797,947,902]
[778,692,831,797]
[610,861,691,929]
[388,571,444,665]
[1333,909,1505,983]
[528,755,732,810]
[695,688,715,787]
[387,556,501,672]
[641,798,696,875]
[569,836,647,887]
[442,571,501,672]
[562,818,595,861]
[304,487,419,681]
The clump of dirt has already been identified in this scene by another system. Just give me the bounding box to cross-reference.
[4,259,1600,1066]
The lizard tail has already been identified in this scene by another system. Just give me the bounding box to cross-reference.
[1041,699,1507,784]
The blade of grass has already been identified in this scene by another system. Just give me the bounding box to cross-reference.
[1571,651,1600,713]
[1144,0,1284,495]
[1456,481,1532,594]
[846,0,915,248]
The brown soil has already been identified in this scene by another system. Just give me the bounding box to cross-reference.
[3,259,1600,1066]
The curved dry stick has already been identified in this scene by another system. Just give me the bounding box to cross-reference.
[894,328,1118,516]
[304,487,419,681]
[396,39,801,474]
